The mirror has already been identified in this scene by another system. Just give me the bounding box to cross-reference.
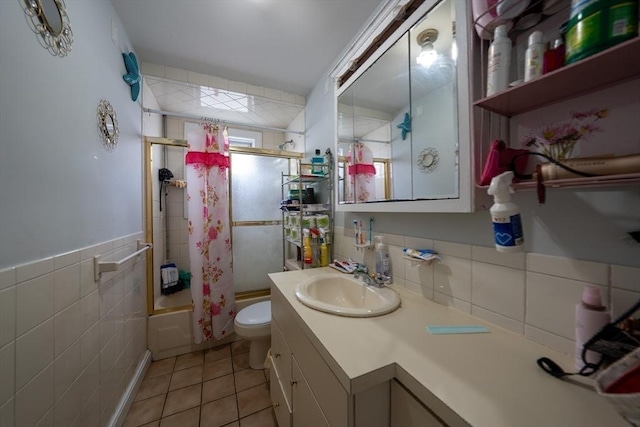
[22,0,73,57]
[97,99,119,152]
[337,0,460,205]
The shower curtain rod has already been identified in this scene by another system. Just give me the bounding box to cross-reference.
[143,107,305,136]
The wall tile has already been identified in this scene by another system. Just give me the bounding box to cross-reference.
[610,288,640,319]
[611,264,640,292]
[16,273,54,336]
[54,264,80,313]
[80,324,100,370]
[472,306,524,334]
[526,272,608,340]
[16,257,54,283]
[0,342,15,406]
[527,253,608,285]
[472,245,525,269]
[54,250,80,271]
[80,289,100,335]
[404,236,434,252]
[16,318,54,389]
[264,88,281,101]
[35,407,54,427]
[434,240,472,259]
[472,262,525,321]
[0,287,16,348]
[15,362,54,427]
[405,258,434,291]
[228,80,247,94]
[434,256,471,302]
[78,390,100,427]
[140,62,165,77]
[0,267,16,291]
[434,291,471,314]
[54,374,81,427]
[165,67,188,82]
[54,340,81,400]
[54,301,82,357]
[209,75,229,90]
[187,71,209,86]
[246,84,265,97]
[79,258,98,298]
[404,278,434,300]
[78,356,100,411]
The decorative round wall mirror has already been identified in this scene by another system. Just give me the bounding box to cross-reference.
[21,0,73,57]
[97,100,119,152]
[417,147,439,173]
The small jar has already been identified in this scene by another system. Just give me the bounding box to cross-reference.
[543,37,566,74]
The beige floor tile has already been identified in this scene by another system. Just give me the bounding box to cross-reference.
[204,344,231,364]
[231,340,250,355]
[159,407,200,427]
[203,357,233,381]
[200,395,238,427]
[232,353,250,372]
[203,374,236,404]
[169,365,203,391]
[237,383,271,418]
[174,351,204,371]
[146,358,176,379]
[239,408,277,427]
[234,369,266,392]
[123,394,165,427]
[163,383,202,417]
[135,374,171,401]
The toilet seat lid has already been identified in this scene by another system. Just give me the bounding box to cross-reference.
[236,301,271,327]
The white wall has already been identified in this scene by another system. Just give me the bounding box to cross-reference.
[0,0,143,269]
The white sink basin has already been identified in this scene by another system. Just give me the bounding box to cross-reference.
[295,273,400,317]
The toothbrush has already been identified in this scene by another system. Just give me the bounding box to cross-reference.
[358,220,363,245]
[353,220,358,245]
[369,217,373,245]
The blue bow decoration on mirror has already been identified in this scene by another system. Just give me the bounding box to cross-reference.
[397,112,411,140]
[122,52,141,102]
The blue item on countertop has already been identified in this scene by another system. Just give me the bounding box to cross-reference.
[427,325,490,334]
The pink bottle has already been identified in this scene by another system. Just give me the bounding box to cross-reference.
[575,286,611,371]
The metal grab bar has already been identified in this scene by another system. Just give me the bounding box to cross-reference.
[94,240,152,281]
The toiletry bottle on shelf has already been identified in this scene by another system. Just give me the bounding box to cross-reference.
[486,24,512,96]
[374,235,392,280]
[319,230,329,267]
[311,229,320,267]
[524,31,545,81]
[303,229,312,265]
[575,286,611,371]
[488,171,524,253]
[311,149,325,175]
[543,37,565,74]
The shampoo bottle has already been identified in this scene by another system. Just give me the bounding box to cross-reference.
[486,24,512,96]
[488,171,524,252]
[575,286,611,371]
[524,31,545,81]
[303,229,312,265]
[374,235,392,279]
[319,230,329,267]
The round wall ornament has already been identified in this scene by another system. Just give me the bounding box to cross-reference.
[21,0,73,57]
[97,100,119,152]
[417,147,439,173]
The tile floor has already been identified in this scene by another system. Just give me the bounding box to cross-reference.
[123,340,277,427]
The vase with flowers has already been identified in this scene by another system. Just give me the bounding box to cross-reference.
[522,109,609,161]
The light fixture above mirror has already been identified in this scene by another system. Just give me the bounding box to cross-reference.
[416,28,439,67]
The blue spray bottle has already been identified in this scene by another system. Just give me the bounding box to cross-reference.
[488,171,524,252]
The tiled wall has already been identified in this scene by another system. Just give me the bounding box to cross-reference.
[0,233,148,427]
[334,227,640,356]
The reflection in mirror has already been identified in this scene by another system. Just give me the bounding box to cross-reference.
[337,0,458,204]
[40,0,63,34]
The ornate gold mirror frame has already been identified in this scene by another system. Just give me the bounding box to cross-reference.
[97,100,119,152]
[21,0,73,57]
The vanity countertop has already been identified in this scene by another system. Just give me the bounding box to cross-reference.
[269,267,627,427]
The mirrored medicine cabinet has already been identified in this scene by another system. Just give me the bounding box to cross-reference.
[335,0,476,213]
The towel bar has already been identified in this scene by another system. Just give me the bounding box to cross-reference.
[94,240,152,281]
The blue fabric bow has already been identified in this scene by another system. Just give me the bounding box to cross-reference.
[122,52,140,102]
[397,112,411,140]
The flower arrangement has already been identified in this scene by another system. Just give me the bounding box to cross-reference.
[522,108,609,161]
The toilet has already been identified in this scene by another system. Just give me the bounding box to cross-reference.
[234,301,271,369]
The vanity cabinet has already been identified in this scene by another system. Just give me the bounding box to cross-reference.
[390,380,444,427]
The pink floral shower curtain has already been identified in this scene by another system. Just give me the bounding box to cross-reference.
[186,124,235,343]
[347,142,376,202]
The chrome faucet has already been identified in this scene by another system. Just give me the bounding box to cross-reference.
[354,272,391,288]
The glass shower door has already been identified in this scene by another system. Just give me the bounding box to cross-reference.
[231,152,289,294]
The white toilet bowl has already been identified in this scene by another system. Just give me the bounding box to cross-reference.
[234,301,271,369]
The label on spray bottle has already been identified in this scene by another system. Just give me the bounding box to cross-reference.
[491,213,523,247]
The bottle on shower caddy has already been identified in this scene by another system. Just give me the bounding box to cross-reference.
[311,149,325,175]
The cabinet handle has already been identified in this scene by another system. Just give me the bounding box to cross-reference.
[290,379,298,386]
[275,352,281,358]
[273,402,280,408]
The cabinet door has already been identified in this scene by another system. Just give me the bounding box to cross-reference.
[270,362,292,427]
[271,318,292,405]
[292,356,330,427]
[391,380,445,427]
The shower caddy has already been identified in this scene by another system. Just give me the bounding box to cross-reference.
[281,156,333,270]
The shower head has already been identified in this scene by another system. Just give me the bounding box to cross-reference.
[277,140,294,150]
